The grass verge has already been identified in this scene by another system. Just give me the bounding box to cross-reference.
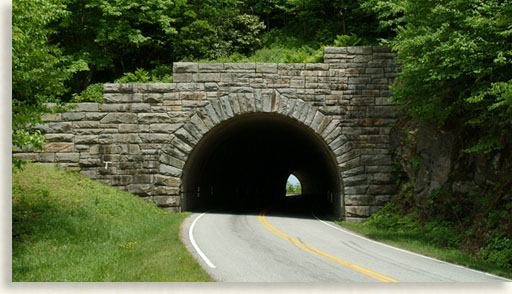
[336,220,512,280]
[12,163,213,282]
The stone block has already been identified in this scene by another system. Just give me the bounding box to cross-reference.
[347,47,373,55]
[45,133,74,142]
[345,205,371,217]
[146,83,176,92]
[71,103,99,112]
[173,73,193,83]
[193,73,221,82]
[152,195,180,207]
[79,157,102,167]
[137,113,170,124]
[39,153,56,162]
[154,175,181,187]
[256,63,277,73]
[44,142,74,152]
[143,93,164,103]
[361,154,392,166]
[199,63,224,72]
[41,113,62,122]
[111,175,133,186]
[62,112,85,121]
[13,153,39,162]
[127,184,152,196]
[139,133,170,144]
[131,103,151,112]
[345,195,373,206]
[112,134,142,143]
[75,135,99,144]
[224,63,256,72]
[150,123,181,133]
[159,153,185,169]
[39,122,73,133]
[154,187,180,196]
[174,62,198,73]
[133,174,153,184]
[344,185,368,195]
[324,47,348,54]
[160,164,182,177]
[367,184,396,195]
[56,152,79,162]
[305,63,329,71]
[100,113,137,124]
[103,93,142,103]
[180,92,205,100]
[343,174,367,187]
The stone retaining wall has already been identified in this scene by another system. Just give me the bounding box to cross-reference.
[15,46,400,222]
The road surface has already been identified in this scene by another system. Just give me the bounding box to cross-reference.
[181,207,510,282]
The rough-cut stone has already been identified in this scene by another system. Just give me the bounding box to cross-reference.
[174,62,198,73]
[160,164,182,177]
[137,113,170,124]
[152,196,180,207]
[256,63,277,73]
[43,142,74,152]
[100,113,137,124]
[19,46,399,222]
[56,152,79,162]
[345,206,371,217]
[127,184,152,195]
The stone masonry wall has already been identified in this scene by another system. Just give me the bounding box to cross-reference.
[14,46,400,222]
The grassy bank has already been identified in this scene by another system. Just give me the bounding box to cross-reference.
[12,163,213,282]
[337,208,512,280]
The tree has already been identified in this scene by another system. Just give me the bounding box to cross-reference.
[12,0,87,169]
[364,0,512,152]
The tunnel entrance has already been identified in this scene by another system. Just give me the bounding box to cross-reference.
[181,112,343,217]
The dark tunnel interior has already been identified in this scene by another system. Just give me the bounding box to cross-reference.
[181,113,343,216]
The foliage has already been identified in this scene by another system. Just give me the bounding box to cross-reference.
[286,183,302,194]
[12,163,212,281]
[54,0,265,91]
[364,0,512,152]
[359,174,512,273]
[12,0,88,169]
[70,83,103,103]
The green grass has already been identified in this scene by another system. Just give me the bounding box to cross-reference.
[337,221,512,280]
[12,163,213,282]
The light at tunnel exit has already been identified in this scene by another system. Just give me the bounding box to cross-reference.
[286,174,299,186]
[286,174,302,196]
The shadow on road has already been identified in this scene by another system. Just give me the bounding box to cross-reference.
[187,193,335,221]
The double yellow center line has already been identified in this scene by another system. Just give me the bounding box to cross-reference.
[258,210,398,282]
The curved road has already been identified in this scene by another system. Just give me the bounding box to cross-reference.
[181,208,509,282]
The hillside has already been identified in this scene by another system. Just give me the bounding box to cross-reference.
[12,163,212,282]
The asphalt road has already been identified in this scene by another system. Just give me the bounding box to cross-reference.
[181,207,510,282]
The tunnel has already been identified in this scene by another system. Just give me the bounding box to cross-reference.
[180,112,343,217]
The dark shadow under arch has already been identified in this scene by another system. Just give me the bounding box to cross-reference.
[181,112,343,217]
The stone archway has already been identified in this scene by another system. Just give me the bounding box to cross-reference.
[18,47,400,222]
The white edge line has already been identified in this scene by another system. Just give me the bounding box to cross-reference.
[189,212,216,268]
[312,213,512,282]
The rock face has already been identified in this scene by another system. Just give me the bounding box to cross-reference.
[393,122,512,207]
[14,46,401,222]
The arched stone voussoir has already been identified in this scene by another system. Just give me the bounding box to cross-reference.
[170,132,194,154]
[220,95,235,118]
[211,100,229,122]
[228,94,241,115]
[291,99,306,121]
[190,113,209,135]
